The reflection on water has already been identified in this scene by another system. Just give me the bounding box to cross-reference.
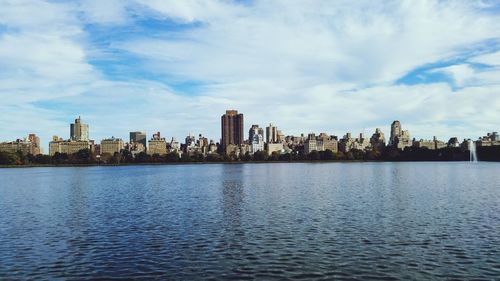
[1,162,500,280]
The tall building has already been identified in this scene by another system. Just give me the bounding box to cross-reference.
[318,133,338,153]
[221,110,244,150]
[28,134,41,152]
[50,117,92,156]
[353,133,371,150]
[148,132,167,155]
[389,120,412,150]
[339,133,354,152]
[370,128,386,151]
[130,131,146,148]
[304,133,320,154]
[250,126,265,153]
[198,134,209,148]
[169,137,181,152]
[248,124,264,144]
[389,121,402,146]
[70,116,89,141]
[185,134,196,147]
[266,123,279,144]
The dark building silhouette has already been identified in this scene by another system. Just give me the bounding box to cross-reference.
[221,110,244,150]
[389,120,401,146]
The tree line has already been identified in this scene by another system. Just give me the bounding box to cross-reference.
[1,145,499,166]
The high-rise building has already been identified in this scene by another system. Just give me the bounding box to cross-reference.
[169,137,181,152]
[248,124,264,144]
[318,133,338,153]
[250,126,264,153]
[389,120,412,150]
[389,121,401,146]
[70,116,89,141]
[304,133,319,154]
[130,131,146,148]
[370,128,386,151]
[266,123,278,144]
[221,110,244,150]
[28,134,40,150]
[185,134,196,147]
[198,134,209,148]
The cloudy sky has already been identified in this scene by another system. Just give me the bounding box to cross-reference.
[1,0,499,149]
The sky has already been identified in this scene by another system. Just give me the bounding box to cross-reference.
[1,0,499,151]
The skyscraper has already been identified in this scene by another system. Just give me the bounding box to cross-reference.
[266,123,278,144]
[130,131,147,148]
[221,110,244,150]
[249,124,264,144]
[250,126,264,153]
[389,121,402,146]
[389,120,412,149]
[70,116,89,141]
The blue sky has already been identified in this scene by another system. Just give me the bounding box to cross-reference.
[1,0,499,151]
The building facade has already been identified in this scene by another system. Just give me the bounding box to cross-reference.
[266,123,279,144]
[221,110,244,151]
[318,133,338,153]
[250,127,265,153]
[370,128,386,151]
[389,121,412,150]
[130,131,147,148]
[477,132,500,146]
[49,136,91,156]
[100,137,124,155]
[266,143,284,156]
[148,132,167,155]
[389,121,402,146]
[0,134,41,156]
[304,133,318,154]
[70,116,89,141]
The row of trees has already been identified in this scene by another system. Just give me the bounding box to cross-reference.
[1,146,499,166]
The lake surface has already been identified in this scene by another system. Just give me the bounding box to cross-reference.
[1,162,499,280]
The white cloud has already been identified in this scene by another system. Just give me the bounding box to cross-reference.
[469,51,500,66]
[120,1,500,85]
[432,62,500,88]
[78,0,129,25]
[132,0,242,23]
[0,0,499,151]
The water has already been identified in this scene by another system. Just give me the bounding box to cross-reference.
[1,163,499,280]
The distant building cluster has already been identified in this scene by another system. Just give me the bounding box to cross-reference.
[0,134,41,155]
[49,117,92,156]
[0,111,498,158]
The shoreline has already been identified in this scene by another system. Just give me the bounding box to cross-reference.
[0,159,492,168]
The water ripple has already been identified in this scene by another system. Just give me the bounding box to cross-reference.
[0,163,499,279]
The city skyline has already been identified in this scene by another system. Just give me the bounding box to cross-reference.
[3,114,500,154]
[1,1,499,147]
[2,113,498,155]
